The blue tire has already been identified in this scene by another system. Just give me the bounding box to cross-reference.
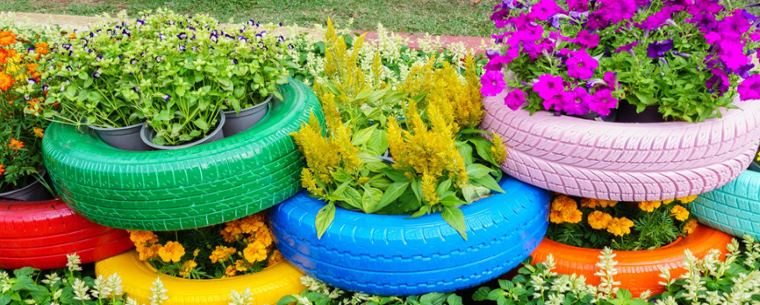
[269,177,550,296]
[691,170,760,239]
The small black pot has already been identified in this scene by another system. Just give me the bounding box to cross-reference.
[616,100,665,123]
[0,173,54,201]
[750,161,760,172]
[89,123,151,151]
[140,113,226,150]
[223,95,272,136]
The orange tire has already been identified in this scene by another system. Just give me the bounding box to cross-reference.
[531,224,732,296]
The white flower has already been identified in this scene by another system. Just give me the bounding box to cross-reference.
[108,273,124,297]
[42,273,60,286]
[66,253,82,272]
[149,277,168,305]
[228,288,253,305]
[72,278,91,301]
[594,248,619,300]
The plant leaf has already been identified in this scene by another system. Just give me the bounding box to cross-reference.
[369,182,409,213]
[441,206,467,239]
[315,203,336,239]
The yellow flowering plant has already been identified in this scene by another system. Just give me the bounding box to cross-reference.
[0,28,51,194]
[292,19,506,240]
[547,195,699,250]
[129,213,283,279]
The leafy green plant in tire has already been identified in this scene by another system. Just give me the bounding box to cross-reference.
[291,19,505,239]
[42,9,289,145]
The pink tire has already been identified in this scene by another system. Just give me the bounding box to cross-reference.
[481,95,760,201]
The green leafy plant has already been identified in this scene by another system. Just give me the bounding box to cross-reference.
[0,28,50,194]
[291,19,506,239]
[278,276,463,305]
[0,253,168,305]
[546,195,698,251]
[42,9,289,145]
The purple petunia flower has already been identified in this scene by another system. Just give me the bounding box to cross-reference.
[718,12,751,38]
[27,78,36,85]
[163,94,171,102]
[566,0,588,12]
[603,72,617,89]
[562,87,592,115]
[573,30,599,48]
[248,19,255,26]
[504,88,527,110]
[178,45,186,52]
[159,33,166,40]
[738,74,760,100]
[566,49,598,79]
[530,0,564,21]
[589,89,618,116]
[177,32,188,40]
[717,40,749,71]
[687,13,717,33]
[647,40,673,58]
[136,18,145,25]
[541,91,568,112]
[481,70,506,96]
[706,68,730,94]
[638,7,674,30]
[533,74,565,99]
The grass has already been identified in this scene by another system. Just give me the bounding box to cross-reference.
[0,0,495,36]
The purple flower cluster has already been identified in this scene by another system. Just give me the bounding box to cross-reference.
[484,0,760,119]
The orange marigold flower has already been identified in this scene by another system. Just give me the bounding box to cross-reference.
[158,241,185,263]
[549,195,583,224]
[0,164,5,175]
[8,138,24,151]
[33,127,44,138]
[256,226,274,247]
[0,31,16,46]
[129,230,159,247]
[136,244,160,261]
[243,241,268,263]
[26,63,38,74]
[580,198,616,208]
[606,217,634,237]
[239,216,265,235]
[587,211,613,230]
[267,250,284,267]
[677,195,698,204]
[0,73,13,92]
[670,205,690,221]
[68,32,77,40]
[683,219,698,235]
[638,200,662,213]
[221,220,243,242]
[34,42,48,55]
[234,259,248,272]
[179,260,197,278]
[209,245,236,263]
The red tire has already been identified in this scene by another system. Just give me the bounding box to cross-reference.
[530,224,732,296]
[0,199,133,269]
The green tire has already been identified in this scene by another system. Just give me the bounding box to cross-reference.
[43,79,323,231]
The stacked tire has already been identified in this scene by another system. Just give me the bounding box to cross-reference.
[42,79,321,305]
[481,94,760,295]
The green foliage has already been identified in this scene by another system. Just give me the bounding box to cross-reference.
[42,9,289,145]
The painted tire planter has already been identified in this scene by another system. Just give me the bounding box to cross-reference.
[96,251,304,305]
[270,177,550,296]
[481,95,760,201]
[0,199,132,269]
[42,79,322,231]
[691,169,760,238]
[531,224,733,296]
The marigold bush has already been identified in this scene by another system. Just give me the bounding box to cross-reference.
[0,28,50,194]
[130,213,282,279]
[547,195,698,250]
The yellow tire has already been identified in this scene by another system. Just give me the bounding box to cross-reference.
[95,251,304,305]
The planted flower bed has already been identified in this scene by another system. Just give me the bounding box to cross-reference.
[0,1,758,304]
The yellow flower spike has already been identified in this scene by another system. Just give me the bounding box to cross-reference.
[638,200,662,213]
[587,211,613,230]
[371,52,383,87]
[677,195,698,204]
[157,241,185,263]
[421,172,439,205]
[606,217,634,237]
[670,205,690,221]
[301,168,325,197]
[491,133,507,164]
